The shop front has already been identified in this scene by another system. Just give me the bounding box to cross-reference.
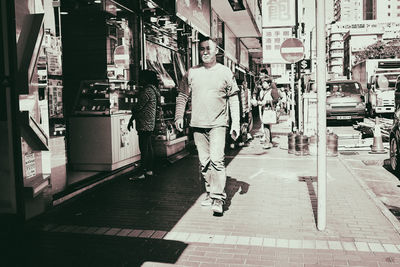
[0,0,206,221]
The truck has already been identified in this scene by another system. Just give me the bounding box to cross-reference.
[351,59,400,117]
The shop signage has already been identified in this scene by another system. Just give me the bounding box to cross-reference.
[262,27,293,63]
[224,26,236,62]
[240,42,249,70]
[24,153,36,179]
[114,45,130,69]
[176,0,211,36]
[280,38,304,63]
[262,0,296,28]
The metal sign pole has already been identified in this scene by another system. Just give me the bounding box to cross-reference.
[291,63,295,130]
[298,78,303,132]
[316,0,327,231]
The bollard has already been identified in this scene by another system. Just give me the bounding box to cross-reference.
[288,132,297,154]
[295,133,309,156]
[326,132,338,157]
[308,135,317,156]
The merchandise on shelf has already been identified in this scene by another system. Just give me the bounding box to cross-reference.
[73,80,135,116]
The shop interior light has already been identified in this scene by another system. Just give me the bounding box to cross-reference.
[60,11,68,15]
[94,0,102,3]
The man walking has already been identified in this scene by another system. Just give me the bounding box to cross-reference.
[174,37,240,215]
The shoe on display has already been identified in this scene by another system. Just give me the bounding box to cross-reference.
[201,194,213,206]
[212,199,224,214]
[145,170,154,176]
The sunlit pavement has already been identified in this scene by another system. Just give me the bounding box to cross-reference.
[16,116,400,266]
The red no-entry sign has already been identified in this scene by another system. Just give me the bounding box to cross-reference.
[280,38,305,63]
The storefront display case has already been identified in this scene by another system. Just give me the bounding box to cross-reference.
[68,80,140,171]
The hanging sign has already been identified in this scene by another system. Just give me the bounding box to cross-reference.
[262,0,296,28]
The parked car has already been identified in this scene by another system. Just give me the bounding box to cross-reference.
[326,80,366,121]
[389,75,400,172]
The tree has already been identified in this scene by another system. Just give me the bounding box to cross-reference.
[354,39,400,64]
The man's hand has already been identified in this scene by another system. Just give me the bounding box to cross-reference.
[230,123,240,141]
[175,118,184,132]
[127,118,134,131]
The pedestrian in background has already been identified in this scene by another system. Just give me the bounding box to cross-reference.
[175,36,240,215]
[127,69,160,179]
[257,76,279,149]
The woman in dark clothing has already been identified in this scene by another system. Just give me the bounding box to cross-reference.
[127,70,160,179]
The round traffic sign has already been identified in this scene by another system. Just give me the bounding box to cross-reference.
[280,38,304,63]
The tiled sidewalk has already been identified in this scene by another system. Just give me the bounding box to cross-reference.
[22,120,400,266]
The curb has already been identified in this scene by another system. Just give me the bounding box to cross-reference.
[338,155,400,236]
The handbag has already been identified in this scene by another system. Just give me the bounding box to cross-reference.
[262,108,277,124]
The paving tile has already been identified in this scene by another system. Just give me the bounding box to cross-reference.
[93,227,109,235]
[139,230,155,238]
[289,239,302,249]
[303,240,316,249]
[367,242,385,253]
[198,234,214,243]
[276,239,289,248]
[328,241,343,250]
[127,229,143,237]
[236,236,250,246]
[382,244,400,253]
[223,235,238,245]
[250,237,263,246]
[104,228,121,236]
[211,235,225,244]
[151,230,167,239]
[163,231,178,240]
[355,242,370,252]
[342,241,357,251]
[115,228,132,236]
[316,240,329,250]
[263,238,276,247]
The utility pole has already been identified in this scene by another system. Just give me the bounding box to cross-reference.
[316,0,327,231]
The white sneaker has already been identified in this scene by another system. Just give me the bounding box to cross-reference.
[145,171,153,176]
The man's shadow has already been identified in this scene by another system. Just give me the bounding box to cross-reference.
[223,176,250,212]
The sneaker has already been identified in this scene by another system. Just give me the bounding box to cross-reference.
[212,199,224,214]
[263,143,273,149]
[145,170,154,176]
[201,194,213,206]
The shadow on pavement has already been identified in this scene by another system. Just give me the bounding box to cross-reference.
[21,231,187,267]
[299,176,318,226]
[224,176,250,212]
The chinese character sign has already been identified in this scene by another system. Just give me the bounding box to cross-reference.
[262,0,296,28]
[262,28,293,63]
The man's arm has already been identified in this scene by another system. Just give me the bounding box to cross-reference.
[174,72,190,132]
[227,74,240,140]
[174,92,189,131]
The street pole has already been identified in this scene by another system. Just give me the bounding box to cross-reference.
[291,63,295,131]
[316,0,327,231]
[298,78,302,132]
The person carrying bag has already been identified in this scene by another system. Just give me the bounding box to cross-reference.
[258,77,279,149]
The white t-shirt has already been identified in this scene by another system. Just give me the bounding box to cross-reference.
[178,63,239,128]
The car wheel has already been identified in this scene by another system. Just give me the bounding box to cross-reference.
[390,137,400,172]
